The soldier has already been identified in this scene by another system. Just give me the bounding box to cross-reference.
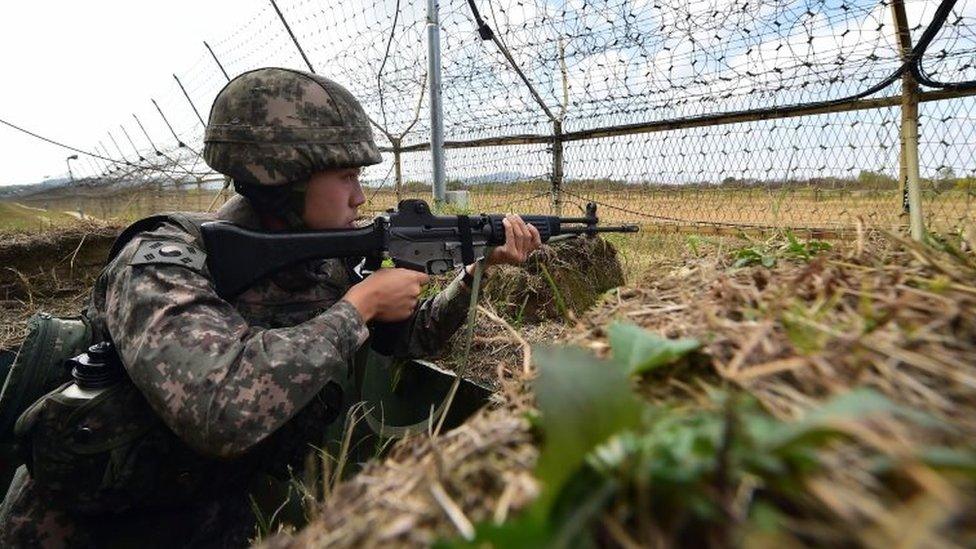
[0,67,541,547]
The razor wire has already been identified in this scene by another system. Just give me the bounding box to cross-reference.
[10,0,974,234]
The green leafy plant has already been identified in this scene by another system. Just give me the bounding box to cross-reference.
[440,322,973,548]
[731,231,831,269]
[608,322,700,375]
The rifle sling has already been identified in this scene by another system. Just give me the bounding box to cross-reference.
[457,215,475,266]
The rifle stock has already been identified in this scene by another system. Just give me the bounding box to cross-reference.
[200,221,386,299]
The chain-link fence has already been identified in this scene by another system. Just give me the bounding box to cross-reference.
[22,0,976,244]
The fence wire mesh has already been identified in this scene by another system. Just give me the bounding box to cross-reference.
[26,0,976,247]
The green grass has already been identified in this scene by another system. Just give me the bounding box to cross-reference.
[0,201,85,233]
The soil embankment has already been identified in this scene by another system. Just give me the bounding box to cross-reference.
[0,226,120,350]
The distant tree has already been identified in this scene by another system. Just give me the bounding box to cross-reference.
[855,170,897,189]
[956,177,976,193]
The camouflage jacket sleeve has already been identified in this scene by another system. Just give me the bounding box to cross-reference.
[102,231,369,459]
[394,268,475,358]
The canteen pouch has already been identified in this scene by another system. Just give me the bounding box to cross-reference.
[14,381,162,514]
[13,378,269,515]
[0,313,91,442]
[12,379,236,515]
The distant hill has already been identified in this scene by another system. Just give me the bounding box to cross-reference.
[0,177,72,199]
[460,171,529,185]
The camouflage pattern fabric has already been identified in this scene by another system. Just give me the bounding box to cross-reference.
[0,465,256,548]
[204,68,382,187]
[0,195,474,546]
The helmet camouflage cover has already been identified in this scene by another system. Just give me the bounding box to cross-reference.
[203,67,382,187]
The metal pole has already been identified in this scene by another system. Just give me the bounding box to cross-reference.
[65,155,76,183]
[427,0,446,206]
[97,142,122,171]
[552,121,563,216]
[174,74,207,127]
[204,41,231,81]
[133,114,162,156]
[84,157,101,179]
[393,139,403,204]
[120,124,146,162]
[96,142,115,174]
[553,39,569,216]
[152,99,187,148]
[66,155,81,217]
[107,132,130,163]
[150,99,206,187]
[891,0,924,240]
[269,0,316,73]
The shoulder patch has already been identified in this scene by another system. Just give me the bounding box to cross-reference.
[130,240,206,271]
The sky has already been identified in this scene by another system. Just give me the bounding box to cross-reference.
[2,0,970,188]
[0,0,264,186]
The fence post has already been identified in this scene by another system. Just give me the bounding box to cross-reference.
[270,0,316,73]
[151,99,187,149]
[427,0,447,207]
[174,74,207,128]
[392,137,404,204]
[552,121,564,216]
[891,0,925,240]
[204,41,231,81]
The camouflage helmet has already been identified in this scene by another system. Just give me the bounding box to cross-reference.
[203,67,382,187]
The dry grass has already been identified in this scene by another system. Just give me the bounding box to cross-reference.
[1,193,973,546]
[481,236,625,323]
[265,228,976,548]
[12,185,975,235]
[0,224,120,350]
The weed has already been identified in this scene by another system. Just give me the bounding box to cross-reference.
[441,322,975,548]
[731,230,832,269]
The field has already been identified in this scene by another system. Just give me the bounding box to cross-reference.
[7,183,973,236]
[0,201,91,232]
[3,184,972,285]
[0,187,974,547]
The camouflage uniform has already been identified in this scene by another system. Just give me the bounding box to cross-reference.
[0,68,475,547]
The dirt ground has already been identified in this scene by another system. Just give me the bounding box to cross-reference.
[0,223,120,350]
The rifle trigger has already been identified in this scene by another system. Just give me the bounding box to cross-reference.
[427,259,452,275]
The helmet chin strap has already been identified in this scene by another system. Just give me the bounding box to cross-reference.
[233,178,308,231]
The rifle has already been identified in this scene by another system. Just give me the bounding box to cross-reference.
[200,199,638,299]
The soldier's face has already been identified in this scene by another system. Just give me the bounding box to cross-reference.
[302,167,366,229]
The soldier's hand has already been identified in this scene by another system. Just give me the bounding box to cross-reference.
[344,268,430,322]
[486,214,543,266]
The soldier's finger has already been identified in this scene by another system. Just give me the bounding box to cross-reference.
[503,216,515,248]
[527,223,542,249]
[518,219,534,255]
[510,215,529,251]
